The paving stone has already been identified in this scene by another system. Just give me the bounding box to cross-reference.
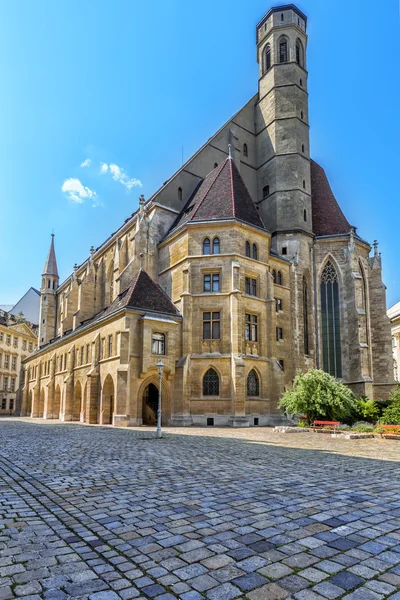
[247,582,289,599]
[329,572,365,591]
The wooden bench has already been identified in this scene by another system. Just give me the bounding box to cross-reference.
[310,420,340,433]
[378,424,400,436]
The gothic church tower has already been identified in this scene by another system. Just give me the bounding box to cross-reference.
[38,234,59,347]
[255,5,314,371]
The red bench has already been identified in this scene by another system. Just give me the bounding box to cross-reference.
[378,424,400,436]
[310,420,340,433]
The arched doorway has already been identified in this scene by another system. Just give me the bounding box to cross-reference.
[142,383,159,425]
[101,375,115,425]
[72,381,82,421]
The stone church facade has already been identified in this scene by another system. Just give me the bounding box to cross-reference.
[21,4,394,427]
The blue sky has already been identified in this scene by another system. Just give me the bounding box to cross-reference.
[1,0,399,306]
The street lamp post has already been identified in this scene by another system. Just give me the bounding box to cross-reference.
[156,359,165,438]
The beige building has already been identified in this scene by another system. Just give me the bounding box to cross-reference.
[387,302,400,382]
[22,4,394,427]
[0,314,37,414]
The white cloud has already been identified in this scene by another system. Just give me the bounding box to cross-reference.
[62,178,98,205]
[100,162,142,191]
[80,158,91,168]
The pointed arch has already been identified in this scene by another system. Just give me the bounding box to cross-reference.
[320,260,342,378]
[38,387,45,417]
[212,237,220,254]
[272,269,277,283]
[202,368,220,396]
[296,39,304,67]
[203,237,211,255]
[243,143,248,158]
[72,380,82,421]
[263,43,271,72]
[252,243,258,260]
[247,368,260,397]
[278,36,288,63]
[101,374,115,425]
[245,241,251,257]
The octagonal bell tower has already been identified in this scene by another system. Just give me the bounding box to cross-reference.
[255,5,315,372]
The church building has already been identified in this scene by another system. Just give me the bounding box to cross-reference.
[21,4,394,427]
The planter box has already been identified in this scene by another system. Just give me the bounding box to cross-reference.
[273,426,309,433]
[331,433,374,439]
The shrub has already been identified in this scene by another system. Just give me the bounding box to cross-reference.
[278,369,357,426]
[354,397,380,424]
[351,422,375,433]
[379,403,400,425]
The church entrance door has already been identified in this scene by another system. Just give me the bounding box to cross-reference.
[142,383,159,425]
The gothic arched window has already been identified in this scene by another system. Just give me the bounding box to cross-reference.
[277,271,283,286]
[212,237,220,254]
[252,244,258,260]
[243,143,248,157]
[272,269,277,283]
[203,238,210,255]
[247,369,260,397]
[296,39,304,67]
[279,38,288,63]
[321,261,342,378]
[245,241,251,257]
[178,187,183,202]
[264,43,271,72]
[303,278,309,355]
[203,368,219,396]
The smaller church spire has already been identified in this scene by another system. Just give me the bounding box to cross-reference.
[42,233,59,277]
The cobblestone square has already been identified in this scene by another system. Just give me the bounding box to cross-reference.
[0,419,399,599]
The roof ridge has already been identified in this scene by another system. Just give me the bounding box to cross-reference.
[228,158,235,217]
[190,159,228,221]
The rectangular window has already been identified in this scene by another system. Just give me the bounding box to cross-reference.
[203,312,220,340]
[12,357,17,370]
[86,344,90,364]
[204,273,220,292]
[276,327,283,341]
[276,298,282,312]
[279,359,285,370]
[80,346,84,364]
[245,278,257,296]
[13,337,18,348]
[64,354,67,370]
[9,398,14,410]
[3,377,8,391]
[22,340,27,350]
[28,342,33,352]
[108,335,113,357]
[0,354,2,368]
[245,314,258,342]
[0,332,3,341]
[10,378,15,392]
[1,399,5,409]
[152,333,165,355]
[101,339,105,359]
[6,335,11,345]
[4,355,9,369]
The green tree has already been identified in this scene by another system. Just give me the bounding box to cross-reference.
[278,369,357,425]
[379,385,400,425]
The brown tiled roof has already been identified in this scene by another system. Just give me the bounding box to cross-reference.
[103,269,179,318]
[311,160,351,236]
[170,158,265,233]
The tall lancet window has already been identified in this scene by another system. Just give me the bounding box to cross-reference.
[264,43,271,72]
[279,38,288,63]
[303,278,309,355]
[320,261,342,378]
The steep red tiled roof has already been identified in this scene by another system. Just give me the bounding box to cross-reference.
[170,158,265,233]
[311,160,351,236]
[103,269,180,318]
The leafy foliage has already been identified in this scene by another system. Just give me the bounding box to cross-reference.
[379,403,400,425]
[278,369,357,426]
[351,422,375,433]
[354,397,380,424]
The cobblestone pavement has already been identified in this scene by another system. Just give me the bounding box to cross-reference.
[1,419,400,600]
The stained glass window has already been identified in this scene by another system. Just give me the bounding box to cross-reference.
[321,261,342,377]
[247,369,260,396]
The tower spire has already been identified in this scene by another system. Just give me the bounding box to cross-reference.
[42,233,59,277]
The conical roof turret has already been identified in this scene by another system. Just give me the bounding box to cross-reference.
[42,234,59,277]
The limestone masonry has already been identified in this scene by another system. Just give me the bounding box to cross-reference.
[21,4,394,427]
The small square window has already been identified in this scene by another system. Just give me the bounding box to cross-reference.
[282,247,287,255]
[207,417,214,426]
